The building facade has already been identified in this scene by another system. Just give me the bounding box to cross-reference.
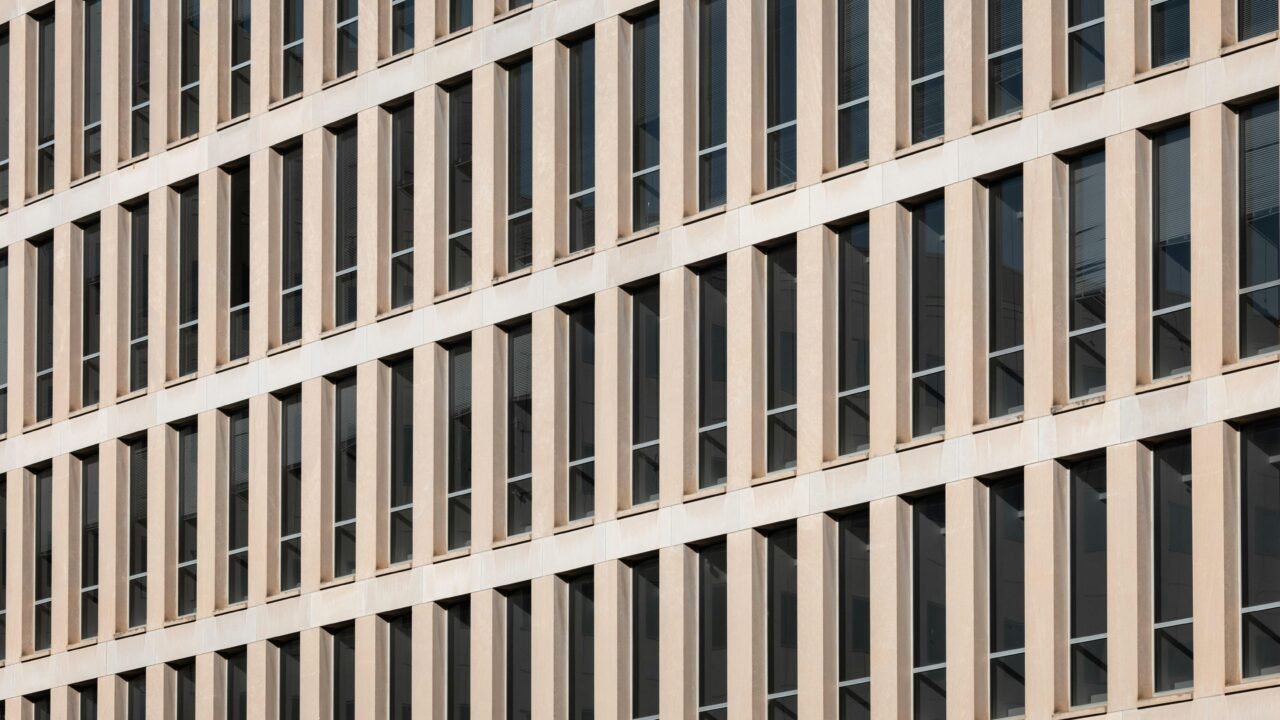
[0,0,1279,718]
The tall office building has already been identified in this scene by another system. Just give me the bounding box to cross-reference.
[0,0,1277,718]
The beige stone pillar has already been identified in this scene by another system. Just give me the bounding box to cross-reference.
[148,186,173,390]
[303,0,324,94]
[796,0,826,182]
[300,378,326,592]
[868,0,906,159]
[248,393,273,602]
[412,344,438,564]
[1189,0,1226,62]
[945,181,976,435]
[870,495,909,720]
[196,409,219,617]
[358,106,389,322]
[659,267,696,502]
[1021,0,1057,112]
[472,63,498,290]
[1023,155,1066,417]
[6,236,27,431]
[471,326,499,551]
[50,455,72,653]
[302,129,327,341]
[1107,441,1145,709]
[54,0,74,191]
[356,360,382,578]
[148,424,173,628]
[359,0,383,70]
[595,561,626,720]
[100,440,123,637]
[659,544,695,720]
[196,652,220,720]
[146,663,168,720]
[473,590,502,720]
[530,574,566,720]
[726,247,764,487]
[727,528,764,720]
[98,205,122,406]
[947,478,983,720]
[300,627,324,720]
[199,0,221,133]
[1105,131,1140,399]
[796,226,836,472]
[149,0,171,152]
[355,615,387,720]
[8,15,30,206]
[531,307,565,535]
[943,0,975,138]
[53,224,73,423]
[595,16,622,246]
[1192,421,1235,696]
[797,512,837,719]
[659,0,692,226]
[595,288,625,517]
[1104,0,1136,88]
[725,0,760,204]
[251,0,271,111]
[198,168,223,373]
[1023,460,1067,717]
[100,0,121,173]
[415,85,439,305]
[248,149,272,358]
[413,602,440,720]
[531,40,562,268]
[1191,104,1233,376]
[869,204,909,452]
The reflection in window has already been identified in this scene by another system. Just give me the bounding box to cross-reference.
[335,0,357,77]
[989,478,1025,718]
[632,558,660,720]
[568,305,595,520]
[568,573,594,720]
[1151,124,1191,378]
[391,104,415,308]
[448,81,473,291]
[1240,0,1278,41]
[1067,0,1104,94]
[178,0,198,137]
[988,175,1024,418]
[767,527,799,718]
[506,587,532,720]
[987,0,1021,118]
[507,59,533,273]
[1069,457,1108,707]
[910,0,944,143]
[446,601,471,720]
[912,199,946,436]
[838,510,871,719]
[1241,417,1280,679]
[837,0,869,166]
[837,222,870,454]
[765,0,796,188]
[177,185,200,377]
[631,11,660,231]
[333,375,357,577]
[280,144,304,344]
[33,466,52,650]
[1238,98,1280,359]
[229,0,250,117]
[698,0,726,208]
[127,438,148,628]
[567,35,596,252]
[333,124,358,327]
[80,452,100,639]
[698,264,728,488]
[34,238,53,421]
[228,165,251,360]
[282,0,303,98]
[507,324,533,536]
[130,0,150,157]
[631,285,660,504]
[912,493,947,720]
[84,1,102,174]
[1152,436,1192,692]
[81,220,102,405]
[35,11,54,193]
[129,202,150,392]
[176,422,199,616]
[330,624,356,720]
[227,407,250,602]
[1069,151,1106,399]
[448,342,473,550]
[279,390,302,591]
[766,244,798,471]
[390,359,414,563]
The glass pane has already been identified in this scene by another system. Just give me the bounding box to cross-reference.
[1150,0,1188,67]
[449,82,473,237]
[989,175,1024,354]
[507,589,532,720]
[508,324,533,481]
[989,479,1025,654]
[1153,307,1190,379]
[332,626,356,720]
[632,559,661,718]
[913,199,946,373]
[1240,0,1279,41]
[838,510,871,683]
[990,653,1025,719]
[767,244,798,411]
[1070,457,1108,638]
[989,351,1024,419]
[913,494,947,668]
[987,49,1022,118]
[568,575,594,720]
[1153,622,1193,693]
[389,615,413,720]
[1070,637,1108,706]
[699,544,728,709]
[913,667,946,720]
[911,76,944,144]
[837,391,870,456]
[698,427,727,490]
[912,372,945,438]
[1067,22,1105,94]
[767,408,797,473]
[1069,328,1106,398]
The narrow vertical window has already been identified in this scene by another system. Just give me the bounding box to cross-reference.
[568,573,595,720]
[449,0,472,33]
[35,11,54,194]
[910,0,944,143]
[227,407,250,603]
[632,558,660,720]
[178,0,199,138]
[698,264,728,488]
[173,660,196,720]
[698,543,728,718]
[989,478,1025,718]
[333,375,357,578]
[912,493,947,719]
[389,359,414,564]
[335,0,357,77]
[988,175,1024,418]
[838,222,870,454]
[911,199,946,437]
[333,124,358,326]
[224,648,248,720]
[127,438,148,629]
[1149,0,1187,67]
[1152,437,1192,692]
[279,391,302,591]
[987,0,1022,118]
[1067,0,1104,94]
[330,624,356,720]
[567,35,596,252]
[390,104,414,308]
[228,165,250,360]
[27,694,50,720]
[34,238,53,422]
[0,477,6,657]
[568,305,596,521]
[505,587,532,720]
[178,184,200,377]
[390,0,413,54]
[631,10,660,231]
[1241,417,1280,679]
[280,144,304,344]
[1240,0,1279,40]
[838,510,871,719]
[75,684,97,720]
[0,27,10,209]
[83,0,102,174]
[1238,98,1280,359]
[837,0,869,166]
[631,284,660,505]
[1069,457,1108,706]
[282,0,303,98]
[229,0,250,118]
[0,252,6,434]
[124,673,146,720]
[506,323,533,536]
[507,58,533,273]
[1152,124,1191,379]
[1068,151,1106,398]
[765,0,796,188]
[446,601,471,720]
[698,0,726,208]
[80,452,100,639]
[176,422,199,617]
[766,244,798,471]
[447,342,472,550]
[388,614,413,720]
[447,81,473,291]
[33,466,52,651]
[275,636,301,720]
[128,202,150,392]
[81,220,102,405]
[766,527,799,717]
[131,0,151,157]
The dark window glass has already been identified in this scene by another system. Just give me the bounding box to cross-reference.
[506,587,532,720]
[568,573,595,720]
[449,342,473,550]
[176,422,199,616]
[910,0,944,143]
[1069,150,1107,398]
[282,0,303,98]
[391,0,413,54]
[125,673,146,720]
[632,285,660,505]
[34,467,52,650]
[632,11,660,231]
[989,175,1024,418]
[276,636,301,720]
[80,453,100,639]
[507,59,533,273]
[174,660,196,720]
[389,614,413,720]
[838,222,870,454]
[569,306,596,521]
[1152,124,1191,378]
[1152,437,1192,692]
[913,493,947,720]
[178,185,200,377]
[334,124,358,326]
[178,0,199,137]
[507,324,533,536]
[390,359,414,563]
[35,12,54,193]
[1067,0,1104,93]
[765,0,796,188]
[450,0,472,33]
[0,476,6,657]
[766,244,798,472]
[391,104,415,308]
[448,82,473,291]
[1069,457,1108,706]
[1150,0,1188,67]
[987,0,1022,118]
[568,36,596,252]
[76,684,98,720]
[333,376,358,577]
[280,391,302,591]
[225,649,248,720]
[228,407,250,602]
[0,254,6,434]
[767,527,799,719]
[0,28,7,211]
[632,558,660,719]
[35,239,53,421]
[989,478,1025,719]
[1241,417,1280,678]
[229,0,250,117]
[281,144,304,344]
[699,0,727,208]
[335,0,357,77]
[912,199,946,437]
[84,0,102,174]
[698,543,728,717]
[131,0,150,157]
[1240,0,1279,40]
[127,439,148,629]
[698,264,728,488]
[331,625,356,720]
[81,221,102,406]
[837,0,869,166]
[838,511,871,720]
[1239,99,1280,358]
[28,694,50,720]
[229,165,251,360]
[447,601,471,720]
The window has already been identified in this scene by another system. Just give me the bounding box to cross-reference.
[26,694,49,720]
[838,510,871,720]
[333,124,358,326]
[912,493,947,719]
[282,0,303,98]
[131,0,151,156]
[837,0,869,166]
[1240,0,1278,40]
[631,10,660,231]
[1068,150,1106,398]
[698,264,728,488]
[568,573,594,720]
[446,600,471,720]
[82,220,102,405]
[987,0,1021,118]
[390,103,414,308]
[228,164,250,360]
[505,587,532,720]
[275,636,301,720]
[229,0,250,118]
[568,305,595,521]
[333,375,357,577]
[0,27,9,209]
[632,558,660,720]
[911,199,946,437]
[567,35,596,252]
[34,238,53,422]
[80,452,100,639]
[1240,417,1280,678]
[127,437,148,628]
[280,143,304,344]
[1069,456,1107,706]
[1238,98,1279,359]
[75,683,97,720]
[179,0,199,137]
[388,613,413,720]
[390,358,414,563]
[173,659,196,720]
[391,0,413,54]
[335,0,357,77]
[766,527,798,717]
[35,10,54,194]
[507,58,533,273]
[224,648,248,720]
[227,407,250,603]
[178,184,200,376]
[331,624,356,720]
[279,390,302,591]
[176,421,199,617]
[697,543,727,718]
[447,81,473,291]
[1149,0,1187,67]
[438,343,469,552]
[989,478,1025,718]
[1151,436,1192,692]
[507,323,533,536]
[766,244,798,471]
[698,0,726,208]
[765,0,796,188]
[0,476,5,657]
[910,0,944,143]
[0,253,6,433]
[839,222,870,454]
[1151,124,1191,379]
[988,175,1024,418]
[128,202,150,392]
[124,672,146,720]
[83,0,102,174]
[1067,0,1104,94]
[449,0,472,33]
[33,466,52,651]
[631,285,660,504]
